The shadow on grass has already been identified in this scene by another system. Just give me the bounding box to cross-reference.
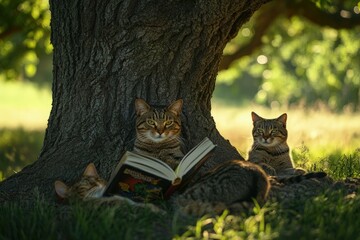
[1,188,360,240]
[0,128,45,180]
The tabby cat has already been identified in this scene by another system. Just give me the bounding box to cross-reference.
[133,99,270,216]
[54,163,163,213]
[173,160,270,216]
[133,98,184,169]
[55,163,106,199]
[248,112,326,183]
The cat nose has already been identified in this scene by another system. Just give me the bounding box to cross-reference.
[157,128,164,135]
[263,136,272,142]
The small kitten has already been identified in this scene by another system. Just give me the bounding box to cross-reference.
[133,98,184,169]
[248,112,326,183]
[54,163,163,213]
[55,163,106,199]
[173,160,270,216]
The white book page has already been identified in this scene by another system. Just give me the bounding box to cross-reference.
[125,154,176,181]
[176,138,216,177]
[108,151,175,185]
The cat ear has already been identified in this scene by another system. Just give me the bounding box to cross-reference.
[54,180,69,199]
[83,163,99,178]
[251,112,262,124]
[277,113,287,127]
[135,98,151,116]
[167,99,183,116]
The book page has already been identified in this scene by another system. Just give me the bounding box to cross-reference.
[124,152,177,181]
[176,137,216,177]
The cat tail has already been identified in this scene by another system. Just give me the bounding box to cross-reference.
[278,171,327,184]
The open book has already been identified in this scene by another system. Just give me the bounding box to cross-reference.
[103,137,216,202]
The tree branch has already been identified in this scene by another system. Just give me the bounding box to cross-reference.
[219,0,360,70]
[219,2,283,70]
[291,0,360,29]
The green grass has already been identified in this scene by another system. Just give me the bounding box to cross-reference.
[0,192,171,240]
[0,81,49,180]
[0,128,45,180]
[265,190,360,240]
[292,146,360,179]
[0,81,51,129]
[1,188,359,240]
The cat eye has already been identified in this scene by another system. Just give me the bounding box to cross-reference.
[271,129,278,134]
[146,119,156,126]
[165,120,173,127]
[257,129,264,134]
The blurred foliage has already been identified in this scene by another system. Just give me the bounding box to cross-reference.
[0,128,44,179]
[216,0,360,112]
[0,0,360,110]
[0,0,51,85]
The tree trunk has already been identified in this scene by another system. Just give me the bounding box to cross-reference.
[0,0,269,202]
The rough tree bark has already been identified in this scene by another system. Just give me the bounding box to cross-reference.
[0,0,269,202]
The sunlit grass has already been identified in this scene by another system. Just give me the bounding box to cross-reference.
[175,206,277,240]
[0,81,51,129]
[212,102,360,163]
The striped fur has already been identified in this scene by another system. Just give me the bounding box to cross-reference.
[174,160,270,216]
[133,98,184,169]
[54,163,164,213]
[248,112,301,176]
[55,163,106,200]
[276,171,327,184]
[248,112,326,184]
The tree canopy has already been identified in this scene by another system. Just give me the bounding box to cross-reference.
[216,0,360,111]
[0,0,359,110]
[0,0,51,83]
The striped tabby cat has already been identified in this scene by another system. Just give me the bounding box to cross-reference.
[248,112,326,182]
[54,163,163,213]
[134,99,270,216]
[55,163,106,199]
[134,98,184,169]
[174,160,270,216]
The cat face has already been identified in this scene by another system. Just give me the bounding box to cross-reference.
[135,98,182,143]
[55,163,106,200]
[251,112,287,147]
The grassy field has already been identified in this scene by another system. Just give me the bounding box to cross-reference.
[0,82,360,239]
[0,81,50,179]
[0,81,51,130]
[212,103,360,176]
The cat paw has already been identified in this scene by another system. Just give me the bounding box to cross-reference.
[261,164,277,176]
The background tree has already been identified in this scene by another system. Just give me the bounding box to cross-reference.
[0,0,359,201]
[0,0,269,202]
